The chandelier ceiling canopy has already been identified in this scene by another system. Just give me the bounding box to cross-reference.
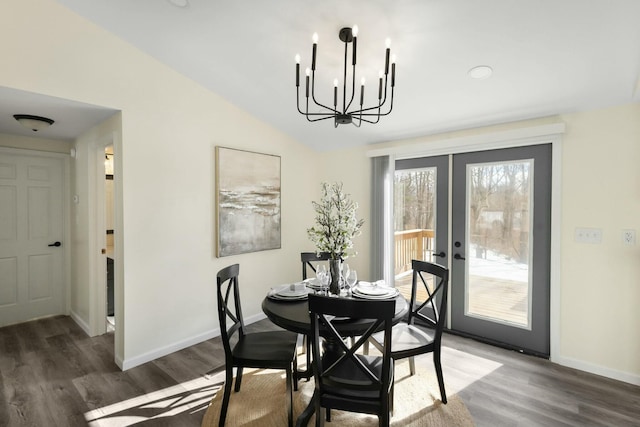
[295,26,396,128]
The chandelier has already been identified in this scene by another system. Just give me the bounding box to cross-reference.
[295,26,396,127]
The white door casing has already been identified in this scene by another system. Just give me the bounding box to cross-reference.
[0,151,65,327]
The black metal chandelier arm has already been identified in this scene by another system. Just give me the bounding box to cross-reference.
[298,90,343,121]
[359,107,383,124]
[308,115,337,122]
[310,71,339,114]
[352,87,394,117]
[343,61,357,114]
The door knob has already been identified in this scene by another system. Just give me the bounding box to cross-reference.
[454,253,466,260]
[48,241,62,247]
[432,251,446,258]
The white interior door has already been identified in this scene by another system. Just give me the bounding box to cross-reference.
[0,152,65,327]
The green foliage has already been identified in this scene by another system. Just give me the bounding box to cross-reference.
[307,182,364,260]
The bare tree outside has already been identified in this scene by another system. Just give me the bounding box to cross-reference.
[394,169,436,231]
[394,168,437,276]
[468,161,530,263]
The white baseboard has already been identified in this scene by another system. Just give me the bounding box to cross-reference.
[121,326,221,371]
[554,355,640,386]
[119,312,268,371]
[69,310,91,336]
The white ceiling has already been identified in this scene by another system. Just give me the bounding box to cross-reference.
[3,0,640,150]
[0,86,117,142]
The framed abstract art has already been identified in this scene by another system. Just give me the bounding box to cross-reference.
[215,147,281,257]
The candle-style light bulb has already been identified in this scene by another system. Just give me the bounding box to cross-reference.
[352,25,359,37]
[295,54,300,64]
[391,54,397,64]
[361,77,366,85]
[385,38,391,48]
[312,32,319,44]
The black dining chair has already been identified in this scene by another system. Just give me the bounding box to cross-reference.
[301,251,331,280]
[216,264,299,427]
[308,294,395,426]
[368,259,449,404]
[299,252,331,373]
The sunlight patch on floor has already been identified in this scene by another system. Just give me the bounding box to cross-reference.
[84,373,225,426]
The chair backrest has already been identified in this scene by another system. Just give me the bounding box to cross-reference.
[300,252,331,280]
[408,259,449,343]
[308,294,395,398]
[216,264,245,361]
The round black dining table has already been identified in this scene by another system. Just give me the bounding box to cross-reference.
[262,292,409,427]
[262,293,409,336]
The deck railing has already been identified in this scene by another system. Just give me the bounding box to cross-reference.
[394,229,434,275]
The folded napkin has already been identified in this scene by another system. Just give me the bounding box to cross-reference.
[358,280,387,287]
[289,282,306,292]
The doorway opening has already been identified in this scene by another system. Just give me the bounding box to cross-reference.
[105,147,115,332]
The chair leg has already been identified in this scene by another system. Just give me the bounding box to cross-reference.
[306,335,312,381]
[286,367,293,427]
[315,405,324,427]
[434,350,447,404]
[409,356,416,376]
[234,366,244,392]
[326,408,331,422]
[219,366,234,427]
[293,352,299,392]
[390,380,394,414]
[380,407,390,427]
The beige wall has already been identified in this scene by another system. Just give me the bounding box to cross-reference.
[1,0,319,368]
[2,0,638,382]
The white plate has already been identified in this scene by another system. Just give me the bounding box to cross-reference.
[352,287,399,300]
[354,284,391,296]
[303,278,323,289]
[267,284,310,300]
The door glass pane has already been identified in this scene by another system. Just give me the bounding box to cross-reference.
[466,160,533,328]
[394,168,437,299]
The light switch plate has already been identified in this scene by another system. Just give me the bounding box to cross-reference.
[622,229,636,245]
[575,227,602,244]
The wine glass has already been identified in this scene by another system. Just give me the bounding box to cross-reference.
[342,263,350,287]
[345,269,357,296]
[316,264,326,293]
[320,268,331,294]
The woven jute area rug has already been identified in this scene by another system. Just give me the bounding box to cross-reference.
[201,364,474,426]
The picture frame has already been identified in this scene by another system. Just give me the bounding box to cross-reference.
[215,147,281,257]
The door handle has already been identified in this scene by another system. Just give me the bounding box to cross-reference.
[432,251,446,258]
[48,241,62,247]
[454,253,465,260]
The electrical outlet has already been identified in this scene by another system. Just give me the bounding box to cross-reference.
[575,227,602,244]
[622,229,636,245]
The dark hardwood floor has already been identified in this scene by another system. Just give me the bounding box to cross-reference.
[1,315,638,426]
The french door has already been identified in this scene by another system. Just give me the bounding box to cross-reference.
[394,144,552,356]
